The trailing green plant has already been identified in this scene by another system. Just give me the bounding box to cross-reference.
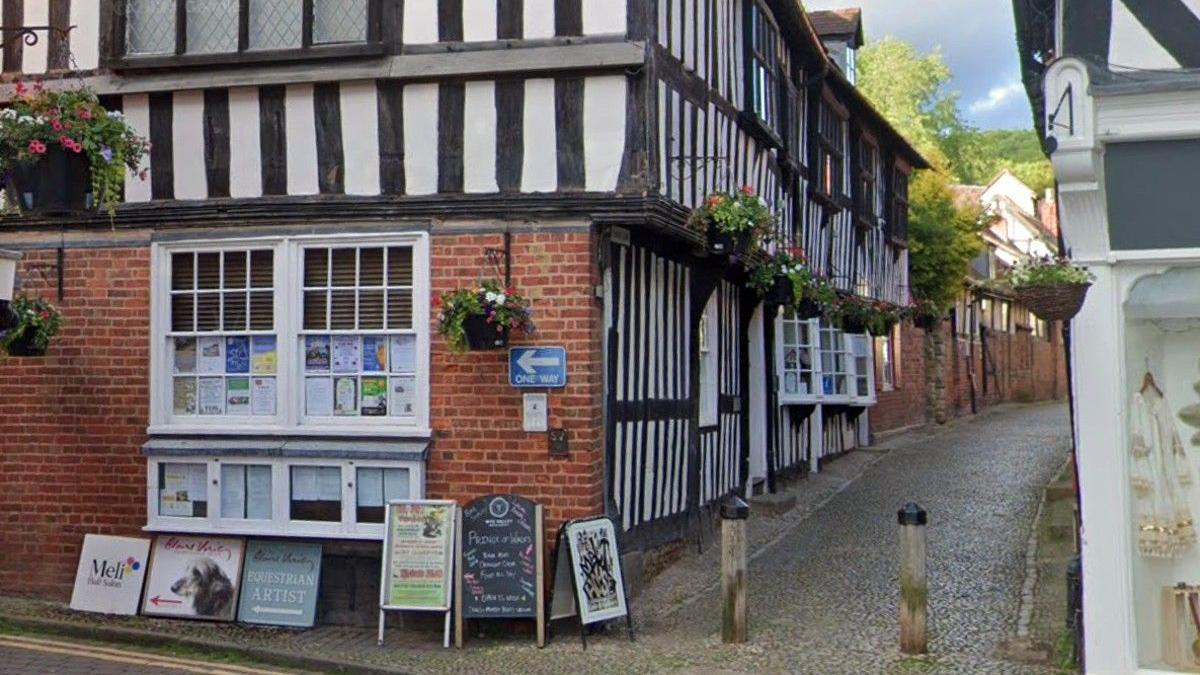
[1008,256,1092,288]
[905,297,944,326]
[807,275,838,307]
[434,280,535,353]
[868,301,902,336]
[2,294,61,354]
[0,81,150,215]
[688,185,775,241]
[749,246,811,302]
[826,294,874,332]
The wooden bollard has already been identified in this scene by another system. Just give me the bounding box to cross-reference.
[721,496,750,644]
[898,502,928,655]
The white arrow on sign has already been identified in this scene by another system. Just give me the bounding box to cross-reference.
[517,350,560,374]
[253,605,304,616]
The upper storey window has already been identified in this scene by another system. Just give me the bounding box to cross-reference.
[815,100,847,200]
[748,1,780,130]
[890,168,910,242]
[118,0,380,67]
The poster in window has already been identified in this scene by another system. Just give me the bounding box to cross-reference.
[251,336,277,374]
[160,464,205,517]
[246,466,272,519]
[361,376,388,416]
[173,378,197,415]
[390,375,416,418]
[565,517,628,625]
[332,335,360,373]
[226,377,251,415]
[251,377,276,416]
[198,337,223,374]
[224,336,250,374]
[198,377,226,415]
[305,335,330,372]
[174,337,196,373]
[220,465,246,518]
[305,377,333,416]
[334,376,357,416]
[362,336,387,372]
[292,466,319,501]
[390,335,416,373]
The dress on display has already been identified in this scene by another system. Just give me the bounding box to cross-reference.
[1130,388,1196,558]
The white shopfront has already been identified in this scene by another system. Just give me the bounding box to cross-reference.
[1047,58,1200,673]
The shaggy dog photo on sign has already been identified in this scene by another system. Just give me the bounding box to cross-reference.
[171,557,235,617]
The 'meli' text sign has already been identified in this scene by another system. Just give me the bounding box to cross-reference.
[509,347,567,388]
[237,540,323,627]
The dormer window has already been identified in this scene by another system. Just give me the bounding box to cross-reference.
[845,46,857,85]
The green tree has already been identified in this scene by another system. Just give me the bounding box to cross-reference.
[907,171,985,309]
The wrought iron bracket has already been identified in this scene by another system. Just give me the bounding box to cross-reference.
[0,25,73,52]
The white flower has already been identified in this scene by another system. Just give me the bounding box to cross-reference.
[485,291,498,303]
[108,110,123,118]
[495,293,506,306]
[17,115,32,125]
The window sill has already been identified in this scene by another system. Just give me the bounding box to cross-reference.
[143,521,386,540]
[808,189,845,213]
[109,43,386,72]
[146,425,433,440]
[738,111,784,150]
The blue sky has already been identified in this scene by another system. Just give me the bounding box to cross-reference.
[806,0,1032,130]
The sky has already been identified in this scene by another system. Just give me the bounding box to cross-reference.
[805,0,1032,131]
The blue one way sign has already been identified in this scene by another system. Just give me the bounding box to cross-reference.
[509,347,567,388]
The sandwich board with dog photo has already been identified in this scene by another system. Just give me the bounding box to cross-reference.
[141,535,246,621]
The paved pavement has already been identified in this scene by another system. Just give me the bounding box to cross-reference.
[0,634,293,674]
[0,403,1071,674]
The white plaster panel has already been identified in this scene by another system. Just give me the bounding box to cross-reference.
[339,80,381,195]
[227,87,262,198]
[284,84,319,195]
[403,0,439,44]
[584,75,625,191]
[22,0,47,73]
[464,0,498,41]
[524,0,555,39]
[172,90,208,199]
[69,0,101,70]
[521,78,557,192]
[463,80,497,193]
[582,0,625,34]
[403,83,439,195]
[122,94,152,202]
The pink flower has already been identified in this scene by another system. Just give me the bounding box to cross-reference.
[78,108,92,120]
[14,82,25,95]
[740,184,754,196]
[58,135,70,147]
[32,80,43,92]
[27,140,45,154]
[69,142,82,154]
[50,119,62,131]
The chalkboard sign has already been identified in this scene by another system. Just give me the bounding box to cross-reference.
[454,494,545,647]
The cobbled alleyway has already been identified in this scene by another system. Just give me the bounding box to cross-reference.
[0,403,1071,674]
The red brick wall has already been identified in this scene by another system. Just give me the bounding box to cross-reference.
[0,229,605,600]
[0,246,150,598]
[871,320,1067,435]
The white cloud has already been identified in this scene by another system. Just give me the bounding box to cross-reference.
[969,81,1024,114]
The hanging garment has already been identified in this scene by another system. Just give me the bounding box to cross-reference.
[1130,389,1196,558]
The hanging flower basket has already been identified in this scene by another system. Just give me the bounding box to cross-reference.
[765,275,793,305]
[913,313,941,331]
[707,224,752,257]
[796,298,822,320]
[462,314,509,350]
[436,280,535,353]
[1,295,61,357]
[1015,283,1092,322]
[689,186,774,258]
[0,81,149,216]
[6,146,91,213]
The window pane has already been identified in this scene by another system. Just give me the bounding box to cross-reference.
[127,0,176,55]
[172,253,194,290]
[196,293,220,331]
[313,0,367,44]
[159,462,207,517]
[385,291,412,329]
[330,248,357,286]
[304,248,328,286]
[360,248,384,286]
[187,0,238,54]
[304,291,328,330]
[387,247,412,286]
[359,290,384,329]
[290,466,342,521]
[223,250,247,288]
[249,0,302,50]
[172,293,195,331]
[249,291,274,330]
[222,292,247,331]
[196,252,221,289]
[330,290,356,329]
[250,250,274,287]
[356,467,410,523]
[221,463,272,519]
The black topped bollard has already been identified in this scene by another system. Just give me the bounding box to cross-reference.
[898,502,928,655]
[721,495,749,644]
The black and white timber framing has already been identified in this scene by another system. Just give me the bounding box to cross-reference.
[1,0,925,548]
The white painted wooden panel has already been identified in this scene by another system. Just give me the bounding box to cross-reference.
[339,81,381,195]
[582,0,625,34]
[172,90,208,199]
[403,83,439,195]
[284,84,319,195]
[462,80,497,193]
[524,0,555,39]
[69,0,101,70]
[1109,0,1178,69]
[464,0,498,41]
[403,0,439,44]
[583,75,625,191]
[122,94,152,202]
[23,0,47,73]
[521,78,556,192]
[227,87,262,198]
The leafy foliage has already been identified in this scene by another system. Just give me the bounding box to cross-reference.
[688,186,774,241]
[1008,256,1092,288]
[434,280,535,353]
[2,294,61,353]
[907,171,986,310]
[749,247,811,301]
[0,83,149,215]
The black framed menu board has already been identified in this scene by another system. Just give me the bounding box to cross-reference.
[454,494,545,647]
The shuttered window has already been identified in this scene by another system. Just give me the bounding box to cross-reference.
[155,235,428,431]
[169,249,277,419]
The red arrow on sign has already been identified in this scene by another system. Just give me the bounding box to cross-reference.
[149,595,182,606]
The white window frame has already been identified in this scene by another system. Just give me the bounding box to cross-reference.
[876,333,895,392]
[699,301,719,426]
[146,455,424,539]
[846,332,876,405]
[819,324,852,404]
[149,231,431,437]
[775,314,822,405]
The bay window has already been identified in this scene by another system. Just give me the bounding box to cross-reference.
[776,314,875,405]
[117,0,380,66]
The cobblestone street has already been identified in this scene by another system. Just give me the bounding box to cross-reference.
[0,403,1071,674]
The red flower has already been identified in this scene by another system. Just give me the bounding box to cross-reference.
[740,184,754,196]
[50,119,62,131]
[432,295,442,308]
[706,194,724,208]
[14,81,25,94]
[27,140,45,154]
[505,285,515,295]
[32,80,43,92]
[79,109,92,120]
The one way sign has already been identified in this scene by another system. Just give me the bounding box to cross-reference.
[509,347,567,388]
